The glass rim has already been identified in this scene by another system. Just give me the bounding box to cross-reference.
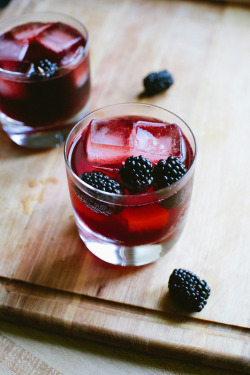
[64,102,197,202]
[0,11,89,78]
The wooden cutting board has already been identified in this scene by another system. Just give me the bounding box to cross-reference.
[0,0,250,373]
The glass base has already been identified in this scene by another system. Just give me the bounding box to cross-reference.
[75,214,179,266]
[1,99,90,149]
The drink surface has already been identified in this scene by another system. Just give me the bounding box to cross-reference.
[0,21,90,127]
[67,116,194,246]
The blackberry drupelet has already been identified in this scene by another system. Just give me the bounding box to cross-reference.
[168,269,211,312]
[30,58,58,78]
[80,171,124,194]
[143,70,174,96]
[153,156,186,189]
[73,171,124,216]
[120,155,153,193]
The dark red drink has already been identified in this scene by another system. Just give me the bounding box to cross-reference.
[0,13,90,148]
[65,104,197,266]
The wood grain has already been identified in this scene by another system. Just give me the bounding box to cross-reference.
[0,0,250,373]
[0,333,62,375]
[1,279,249,372]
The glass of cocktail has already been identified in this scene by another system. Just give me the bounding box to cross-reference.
[0,12,90,148]
[64,103,196,266]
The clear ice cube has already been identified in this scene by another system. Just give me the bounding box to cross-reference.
[0,61,30,98]
[62,46,88,87]
[11,22,51,41]
[0,78,25,98]
[134,121,185,162]
[86,119,135,166]
[0,60,32,73]
[86,119,186,167]
[0,34,28,61]
[36,22,82,55]
[60,45,84,66]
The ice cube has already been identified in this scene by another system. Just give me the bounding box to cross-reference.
[134,121,185,162]
[36,22,82,55]
[0,34,29,61]
[60,45,84,66]
[86,119,135,166]
[0,60,32,74]
[0,61,29,98]
[66,46,89,87]
[11,22,51,41]
[0,78,25,98]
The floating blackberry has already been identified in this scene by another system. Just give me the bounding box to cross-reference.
[30,58,58,78]
[153,156,186,189]
[168,269,211,312]
[120,155,153,193]
[80,171,124,194]
[143,70,174,96]
[73,171,124,216]
[160,188,186,210]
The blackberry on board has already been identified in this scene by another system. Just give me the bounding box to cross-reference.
[74,171,124,216]
[153,156,186,189]
[168,269,211,312]
[120,155,153,193]
[143,70,174,96]
[29,58,58,78]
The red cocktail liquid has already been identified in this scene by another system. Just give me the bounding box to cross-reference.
[0,21,90,128]
[67,116,194,247]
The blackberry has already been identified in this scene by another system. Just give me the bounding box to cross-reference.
[168,269,211,312]
[160,188,186,210]
[153,156,186,189]
[29,58,58,78]
[74,171,124,216]
[159,179,192,210]
[120,155,153,193]
[80,171,124,194]
[143,70,174,96]
[0,0,11,8]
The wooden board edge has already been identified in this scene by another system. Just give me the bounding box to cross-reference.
[0,278,249,373]
[196,0,250,5]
